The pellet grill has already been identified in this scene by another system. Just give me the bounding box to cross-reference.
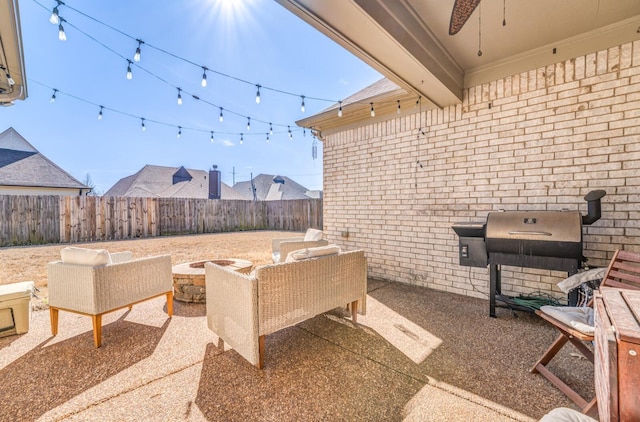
[452,190,606,317]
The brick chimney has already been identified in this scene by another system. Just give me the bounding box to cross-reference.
[208,165,221,199]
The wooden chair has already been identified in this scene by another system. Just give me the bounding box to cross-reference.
[531,249,640,415]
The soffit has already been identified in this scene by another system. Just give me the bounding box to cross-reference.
[277,0,640,109]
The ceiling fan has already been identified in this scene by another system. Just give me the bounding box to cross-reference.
[449,0,481,35]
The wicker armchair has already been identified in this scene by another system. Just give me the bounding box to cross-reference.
[47,250,173,347]
[271,229,328,262]
[206,249,367,368]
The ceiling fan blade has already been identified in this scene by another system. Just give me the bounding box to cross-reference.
[449,0,481,35]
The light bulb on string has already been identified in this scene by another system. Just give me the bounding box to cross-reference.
[97,106,103,120]
[240,133,244,145]
[266,133,270,143]
[177,88,183,105]
[303,128,306,137]
[133,39,143,62]
[219,107,224,122]
[397,100,401,114]
[177,126,182,139]
[247,117,251,131]
[210,131,215,143]
[141,118,146,132]
[300,96,305,113]
[49,3,60,25]
[338,101,343,117]
[126,60,133,80]
[255,85,261,104]
[201,67,208,87]
[288,126,293,140]
[49,89,58,103]
[58,19,67,41]
[370,102,375,117]
[269,123,273,135]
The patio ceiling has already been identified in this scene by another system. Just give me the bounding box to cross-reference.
[0,0,27,105]
[276,0,640,109]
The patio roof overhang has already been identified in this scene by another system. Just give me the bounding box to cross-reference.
[279,0,640,132]
[0,0,27,106]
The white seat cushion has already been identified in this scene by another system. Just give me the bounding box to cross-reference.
[303,228,323,241]
[539,407,597,422]
[540,305,594,335]
[271,252,280,263]
[60,247,112,266]
[285,245,341,262]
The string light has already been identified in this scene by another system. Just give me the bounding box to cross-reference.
[141,118,146,131]
[97,105,103,120]
[370,102,375,117]
[126,60,133,80]
[30,78,342,142]
[58,19,67,41]
[133,39,143,62]
[210,131,214,143]
[177,88,182,105]
[338,101,343,117]
[35,1,409,117]
[303,127,306,137]
[219,107,224,122]
[201,66,208,87]
[240,133,244,145]
[397,100,401,114]
[177,126,182,138]
[247,117,251,131]
[255,84,261,104]
[49,1,62,25]
[266,133,270,143]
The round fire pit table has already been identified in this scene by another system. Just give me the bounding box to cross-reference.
[172,258,253,303]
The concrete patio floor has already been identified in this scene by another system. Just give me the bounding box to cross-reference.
[0,278,593,421]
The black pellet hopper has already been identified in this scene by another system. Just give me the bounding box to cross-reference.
[452,190,606,317]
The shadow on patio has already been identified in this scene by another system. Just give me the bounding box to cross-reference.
[0,279,592,421]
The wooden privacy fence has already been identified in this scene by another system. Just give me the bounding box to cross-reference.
[0,195,322,247]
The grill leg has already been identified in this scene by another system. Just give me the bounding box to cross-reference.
[489,264,501,318]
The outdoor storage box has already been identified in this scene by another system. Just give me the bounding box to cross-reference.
[0,281,34,338]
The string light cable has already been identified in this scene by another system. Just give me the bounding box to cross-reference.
[34,0,406,113]
[32,78,301,140]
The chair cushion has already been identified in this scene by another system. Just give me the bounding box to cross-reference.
[540,305,594,335]
[303,228,323,241]
[272,252,281,263]
[60,247,112,266]
[556,267,606,293]
[539,407,597,422]
[285,245,341,262]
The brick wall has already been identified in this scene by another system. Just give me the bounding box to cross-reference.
[322,41,640,301]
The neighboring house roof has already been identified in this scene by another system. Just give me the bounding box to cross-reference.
[232,174,313,201]
[0,127,89,190]
[105,164,246,200]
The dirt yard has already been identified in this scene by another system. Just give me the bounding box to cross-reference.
[0,230,300,305]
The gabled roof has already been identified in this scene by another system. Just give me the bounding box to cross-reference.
[0,127,88,189]
[232,174,312,201]
[105,164,246,200]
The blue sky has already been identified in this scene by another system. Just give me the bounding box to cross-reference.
[3,0,381,193]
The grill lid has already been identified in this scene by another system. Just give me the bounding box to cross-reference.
[486,211,582,242]
[486,211,582,259]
